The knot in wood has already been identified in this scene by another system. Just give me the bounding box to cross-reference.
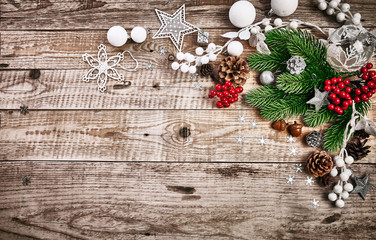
[29,69,41,79]
[179,127,191,138]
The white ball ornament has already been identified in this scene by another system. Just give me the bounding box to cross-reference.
[335,199,345,208]
[196,57,202,67]
[345,156,354,164]
[342,191,349,199]
[317,0,325,3]
[260,71,275,85]
[336,12,346,22]
[201,56,209,65]
[326,8,335,15]
[185,53,195,63]
[176,52,185,61]
[207,43,216,52]
[189,66,197,74]
[107,26,128,47]
[352,17,361,25]
[195,47,204,56]
[318,2,328,10]
[262,18,270,26]
[274,18,283,27]
[330,168,338,177]
[329,0,338,8]
[180,64,189,73]
[209,54,217,62]
[250,27,259,34]
[328,192,337,201]
[353,13,361,19]
[340,172,349,182]
[289,21,299,29]
[344,168,352,176]
[333,185,343,194]
[227,41,243,56]
[171,62,180,70]
[265,25,274,32]
[341,3,350,12]
[229,1,256,28]
[271,0,299,17]
[344,182,354,192]
[130,26,147,43]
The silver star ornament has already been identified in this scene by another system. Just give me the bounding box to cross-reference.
[153,4,199,51]
[307,88,330,111]
[351,174,374,200]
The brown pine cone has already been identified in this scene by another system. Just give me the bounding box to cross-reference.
[307,150,334,178]
[353,130,370,140]
[200,64,213,77]
[218,56,250,87]
[346,137,371,161]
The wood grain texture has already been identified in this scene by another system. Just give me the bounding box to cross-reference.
[0,161,375,240]
[1,109,375,162]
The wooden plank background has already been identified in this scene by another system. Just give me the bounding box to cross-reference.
[0,0,375,239]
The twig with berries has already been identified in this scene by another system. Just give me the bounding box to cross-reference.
[209,81,243,108]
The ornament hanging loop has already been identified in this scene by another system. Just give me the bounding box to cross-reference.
[267,9,274,16]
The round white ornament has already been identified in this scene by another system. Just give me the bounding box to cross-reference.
[271,0,298,17]
[229,1,256,28]
[209,54,217,62]
[201,56,209,64]
[260,71,275,85]
[171,62,180,70]
[328,192,337,201]
[176,52,185,61]
[342,191,349,199]
[227,41,243,56]
[339,172,349,181]
[344,182,354,192]
[107,26,128,47]
[185,53,195,63]
[345,156,354,164]
[265,25,274,32]
[130,26,147,43]
[180,64,189,73]
[189,66,197,74]
[289,21,298,29]
[335,199,345,208]
[333,185,343,194]
[330,168,338,177]
[318,2,327,10]
[273,18,283,27]
[207,43,216,52]
[195,47,204,56]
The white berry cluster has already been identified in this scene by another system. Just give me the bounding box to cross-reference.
[171,43,219,74]
[317,0,362,25]
[328,154,355,208]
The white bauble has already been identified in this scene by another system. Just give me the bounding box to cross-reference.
[340,172,349,181]
[185,53,195,63]
[176,52,185,61]
[271,0,298,17]
[353,13,361,19]
[335,199,345,208]
[196,57,202,67]
[227,41,243,56]
[265,25,274,32]
[330,168,338,177]
[195,47,204,56]
[333,185,343,194]
[209,54,217,62]
[201,56,209,64]
[352,17,361,25]
[262,18,270,26]
[326,7,335,15]
[180,64,189,73]
[274,18,283,27]
[344,168,352,176]
[345,156,354,164]
[289,21,298,29]
[206,43,216,52]
[130,26,147,43]
[336,12,346,22]
[344,183,353,192]
[171,62,180,70]
[318,2,327,10]
[329,0,338,8]
[229,1,256,28]
[342,191,349,199]
[250,27,259,34]
[260,71,275,85]
[189,66,197,74]
[341,3,350,12]
[328,192,337,201]
[107,26,128,47]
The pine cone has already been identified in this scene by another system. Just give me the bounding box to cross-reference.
[218,56,250,87]
[346,137,371,161]
[200,64,213,77]
[307,150,334,178]
[354,130,370,140]
[306,131,322,147]
[318,173,335,187]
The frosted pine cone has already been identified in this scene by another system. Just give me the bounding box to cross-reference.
[286,56,306,74]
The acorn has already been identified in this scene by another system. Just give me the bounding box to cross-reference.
[272,120,287,131]
[289,121,303,137]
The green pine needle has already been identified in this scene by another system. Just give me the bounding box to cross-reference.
[245,86,287,108]
[247,52,287,72]
[304,107,333,127]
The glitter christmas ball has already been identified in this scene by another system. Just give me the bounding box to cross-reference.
[306,131,323,147]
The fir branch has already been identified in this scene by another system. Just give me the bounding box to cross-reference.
[304,107,333,127]
[247,52,287,72]
[264,29,294,54]
[245,86,287,108]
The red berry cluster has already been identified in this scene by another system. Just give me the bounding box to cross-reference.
[355,63,376,102]
[325,77,353,115]
[208,81,243,108]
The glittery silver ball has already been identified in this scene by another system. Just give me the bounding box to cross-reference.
[286,56,306,74]
[306,131,323,147]
[260,71,275,85]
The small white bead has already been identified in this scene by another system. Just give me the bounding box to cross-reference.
[329,0,338,8]
[335,199,345,208]
[330,168,338,177]
[171,62,180,70]
[340,172,349,181]
[354,13,361,19]
[274,18,283,27]
[336,12,346,22]
[352,17,361,25]
[176,52,185,61]
[317,0,325,3]
[262,18,270,26]
[345,156,354,164]
[196,57,202,67]
[209,54,217,62]
[344,168,352,176]
[344,182,353,192]
[180,64,189,73]
[318,2,328,10]
[342,191,349,199]
[289,21,298,29]
[201,56,209,64]
[188,66,197,74]
[206,43,216,52]
[341,3,350,12]
[185,53,195,63]
[195,47,204,56]
[326,8,335,15]
[335,158,345,168]
[328,192,337,201]
[250,27,258,34]
[333,185,343,194]
[265,25,274,32]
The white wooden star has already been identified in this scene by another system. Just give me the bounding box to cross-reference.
[250,120,257,128]
[306,88,330,111]
[305,176,314,186]
[153,4,199,51]
[238,115,246,123]
[289,147,298,156]
[295,164,303,173]
[286,135,296,144]
[193,82,202,91]
[286,175,295,184]
[158,47,168,55]
[311,199,320,208]
[236,136,244,144]
[258,136,267,146]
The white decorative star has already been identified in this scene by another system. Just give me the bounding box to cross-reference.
[158,47,168,55]
[258,136,267,146]
[193,82,202,91]
[238,115,246,123]
[305,176,314,186]
[286,175,295,184]
[289,147,298,156]
[286,135,296,144]
[236,136,244,144]
[295,163,303,173]
[153,4,199,51]
[311,199,320,208]
[146,61,154,70]
[307,88,330,111]
[190,73,199,79]
[250,120,257,128]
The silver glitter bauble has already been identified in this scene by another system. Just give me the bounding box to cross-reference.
[286,56,306,74]
[306,131,323,147]
[260,71,275,85]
